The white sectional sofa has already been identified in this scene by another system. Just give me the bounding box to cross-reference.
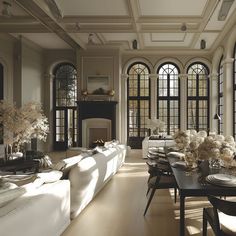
[0,180,70,236]
[0,143,126,235]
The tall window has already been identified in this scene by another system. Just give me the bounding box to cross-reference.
[127,62,150,149]
[53,63,77,150]
[187,63,209,131]
[233,45,236,138]
[218,56,224,134]
[157,63,180,134]
[0,63,3,144]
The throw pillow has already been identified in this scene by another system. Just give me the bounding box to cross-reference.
[37,170,63,183]
[53,154,85,178]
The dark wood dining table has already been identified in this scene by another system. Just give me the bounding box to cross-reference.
[168,155,236,236]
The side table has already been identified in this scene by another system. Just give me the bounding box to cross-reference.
[0,159,39,174]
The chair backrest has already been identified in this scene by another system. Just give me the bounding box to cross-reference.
[208,195,236,216]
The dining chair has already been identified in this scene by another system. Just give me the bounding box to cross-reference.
[146,146,172,189]
[143,160,177,216]
[203,195,236,236]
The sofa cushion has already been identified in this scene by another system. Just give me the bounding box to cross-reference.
[0,183,26,208]
[37,170,63,183]
[53,154,87,178]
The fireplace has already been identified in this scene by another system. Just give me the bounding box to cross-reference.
[82,118,111,148]
[77,101,117,147]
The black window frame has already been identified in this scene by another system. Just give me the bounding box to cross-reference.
[0,63,3,144]
[156,62,180,135]
[53,63,77,150]
[218,56,224,134]
[127,62,151,149]
[233,44,236,138]
[187,62,210,131]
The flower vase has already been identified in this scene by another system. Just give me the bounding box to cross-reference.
[209,157,221,169]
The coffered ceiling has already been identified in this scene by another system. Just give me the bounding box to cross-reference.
[0,0,235,54]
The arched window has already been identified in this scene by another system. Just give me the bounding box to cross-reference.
[53,63,77,150]
[218,56,224,134]
[127,62,150,148]
[187,62,209,131]
[0,63,3,145]
[233,44,236,138]
[157,63,180,134]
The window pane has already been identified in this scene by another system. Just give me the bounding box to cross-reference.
[127,63,150,140]
[157,63,180,135]
[55,64,77,107]
[187,63,209,131]
[218,57,224,134]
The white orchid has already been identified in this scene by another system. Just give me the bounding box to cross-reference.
[145,118,165,134]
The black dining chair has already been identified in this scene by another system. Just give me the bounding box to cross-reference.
[203,195,236,236]
[144,160,177,216]
[146,146,172,191]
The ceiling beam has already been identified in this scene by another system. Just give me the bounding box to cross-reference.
[14,0,81,49]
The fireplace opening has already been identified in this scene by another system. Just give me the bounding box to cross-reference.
[89,128,107,148]
[82,118,111,148]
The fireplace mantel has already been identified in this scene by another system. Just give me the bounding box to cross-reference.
[77,101,118,146]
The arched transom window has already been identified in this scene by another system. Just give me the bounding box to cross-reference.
[53,63,77,150]
[187,62,209,131]
[157,63,180,134]
[127,62,150,148]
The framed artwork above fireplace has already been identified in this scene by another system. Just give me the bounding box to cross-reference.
[87,75,110,95]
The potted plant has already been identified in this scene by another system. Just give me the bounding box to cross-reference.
[0,100,49,160]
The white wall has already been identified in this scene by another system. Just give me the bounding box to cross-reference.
[0,34,15,102]
[0,34,15,158]
[22,40,43,105]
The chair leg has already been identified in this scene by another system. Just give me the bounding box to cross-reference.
[146,187,150,196]
[144,188,156,216]
[202,209,207,236]
[174,188,177,203]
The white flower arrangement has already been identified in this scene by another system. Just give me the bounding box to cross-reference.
[145,118,165,134]
[0,100,49,153]
[197,134,236,166]
[173,130,190,151]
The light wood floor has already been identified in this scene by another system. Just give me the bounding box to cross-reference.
[62,149,214,236]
